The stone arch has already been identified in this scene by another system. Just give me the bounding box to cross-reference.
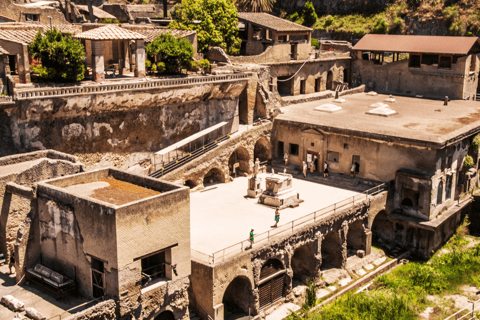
[154,311,175,320]
[222,276,256,316]
[254,137,271,162]
[326,70,333,90]
[184,179,197,189]
[321,231,343,270]
[291,244,319,285]
[228,146,251,176]
[347,219,366,253]
[259,259,286,309]
[203,167,225,186]
[371,210,394,245]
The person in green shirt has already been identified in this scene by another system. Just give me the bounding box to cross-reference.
[249,228,254,247]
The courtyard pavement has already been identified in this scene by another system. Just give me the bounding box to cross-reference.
[190,173,360,255]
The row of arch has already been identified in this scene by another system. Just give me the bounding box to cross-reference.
[183,137,271,189]
[221,211,389,317]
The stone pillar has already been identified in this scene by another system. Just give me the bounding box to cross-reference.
[247,23,253,41]
[213,304,224,320]
[91,40,105,82]
[18,45,30,83]
[307,32,311,44]
[123,40,130,72]
[365,229,372,255]
[135,39,146,78]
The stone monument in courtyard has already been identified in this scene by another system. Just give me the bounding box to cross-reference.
[258,170,303,208]
[247,158,263,198]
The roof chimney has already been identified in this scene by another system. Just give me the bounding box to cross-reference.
[444,96,448,106]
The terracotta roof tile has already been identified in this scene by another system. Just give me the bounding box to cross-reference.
[76,5,117,20]
[139,28,196,43]
[0,29,38,44]
[353,34,480,55]
[238,12,312,32]
[74,25,145,40]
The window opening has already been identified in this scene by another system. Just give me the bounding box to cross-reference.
[409,54,421,68]
[289,143,299,156]
[437,181,444,205]
[446,175,452,199]
[421,54,439,65]
[439,55,452,69]
[91,258,105,298]
[141,251,166,286]
[327,151,339,162]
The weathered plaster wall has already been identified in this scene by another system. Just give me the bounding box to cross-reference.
[229,42,311,64]
[272,121,438,182]
[0,0,68,24]
[352,54,477,100]
[6,81,247,154]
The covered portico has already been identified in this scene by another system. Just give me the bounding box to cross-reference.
[74,25,146,82]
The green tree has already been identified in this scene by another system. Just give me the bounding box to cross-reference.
[145,32,194,74]
[303,1,318,27]
[237,0,276,13]
[169,0,241,55]
[29,28,85,82]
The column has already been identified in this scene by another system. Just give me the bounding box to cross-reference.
[123,40,130,72]
[91,40,105,82]
[365,229,372,255]
[18,44,30,83]
[135,39,146,78]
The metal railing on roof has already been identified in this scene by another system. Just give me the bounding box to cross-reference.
[192,183,388,265]
[445,298,480,320]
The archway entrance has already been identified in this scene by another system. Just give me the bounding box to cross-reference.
[254,138,271,163]
[291,244,318,285]
[327,71,333,90]
[347,220,366,255]
[184,180,197,189]
[155,311,175,320]
[204,168,224,186]
[228,147,250,177]
[321,231,343,270]
[222,276,255,319]
[371,210,394,246]
[259,259,286,309]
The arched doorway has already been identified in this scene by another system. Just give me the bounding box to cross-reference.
[371,210,394,245]
[254,138,271,163]
[184,180,197,189]
[259,259,286,309]
[228,147,250,176]
[291,244,318,285]
[326,71,333,90]
[321,231,343,270]
[155,311,175,320]
[401,198,413,207]
[222,276,255,317]
[347,220,366,254]
[204,168,224,186]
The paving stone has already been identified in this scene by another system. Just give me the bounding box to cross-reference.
[339,277,352,287]
[316,289,330,299]
[372,256,387,266]
[364,264,374,270]
[355,269,367,276]
[327,286,337,292]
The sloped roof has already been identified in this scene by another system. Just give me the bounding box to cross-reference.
[76,5,117,20]
[0,29,38,44]
[74,25,145,40]
[353,34,480,55]
[238,12,312,32]
[140,28,196,43]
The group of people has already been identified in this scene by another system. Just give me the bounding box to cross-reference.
[249,207,281,247]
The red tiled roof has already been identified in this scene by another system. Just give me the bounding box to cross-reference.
[353,34,480,55]
[238,12,312,32]
[0,29,38,44]
[74,25,145,40]
[139,28,196,43]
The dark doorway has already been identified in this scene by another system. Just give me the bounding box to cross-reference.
[343,68,348,83]
[259,259,285,309]
[321,232,343,269]
[347,220,366,253]
[300,79,306,94]
[204,168,224,185]
[277,141,284,158]
[315,78,321,92]
[254,137,270,162]
[155,311,175,320]
[91,258,105,298]
[223,276,255,318]
[291,43,298,60]
[291,244,318,284]
[326,71,333,90]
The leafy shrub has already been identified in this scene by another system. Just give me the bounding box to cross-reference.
[100,18,120,23]
[151,63,157,71]
[289,12,300,23]
[311,38,319,49]
[145,59,152,70]
[464,155,474,168]
[304,280,316,308]
[29,28,85,82]
[146,32,194,74]
[170,0,241,54]
[443,5,460,21]
[450,21,466,35]
[472,134,480,151]
[324,15,334,27]
[374,16,389,33]
[156,62,166,73]
[197,59,210,70]
[303,1,318,27]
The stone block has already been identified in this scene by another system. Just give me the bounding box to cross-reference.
[26,307,47,320]
[364,264,374,270]
[355,269,367,276]
[338,276,352,287]
[292,285,307,297]
[326,286,337,292]
[1,295,25,312]
[357,250,365,258]
[372,256,387,266]
[316,289,330,299]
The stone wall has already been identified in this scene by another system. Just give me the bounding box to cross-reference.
[229,42,311,64]
[4,78,248,154]
[0,0,68,24]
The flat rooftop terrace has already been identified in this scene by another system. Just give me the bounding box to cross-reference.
[277,93,480,147]
[190,173,360,256]
[64,176,161,206]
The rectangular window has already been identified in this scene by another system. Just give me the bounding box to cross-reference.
[439,55,452,69]
[289,143,299,156]
[91,258,105,298]
[421,54,439,65]
[327,151,339,162]
[141,251,166,286]
[25,14,39,22]
[409,54,421,68]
